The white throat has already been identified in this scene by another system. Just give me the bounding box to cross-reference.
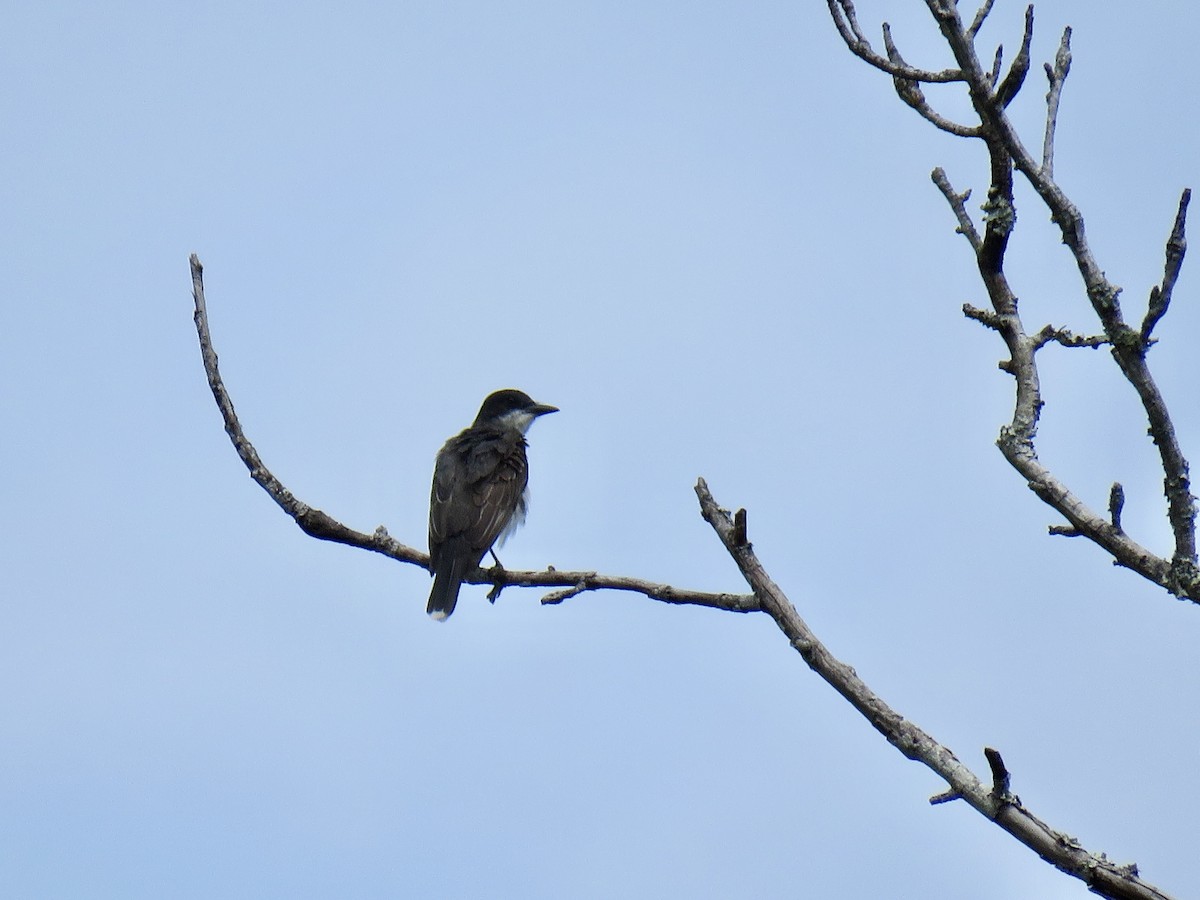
[497,409,538,434]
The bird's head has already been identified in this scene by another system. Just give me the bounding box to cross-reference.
[473,389,558,433]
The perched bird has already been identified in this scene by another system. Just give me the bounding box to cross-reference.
[426,389,558,620]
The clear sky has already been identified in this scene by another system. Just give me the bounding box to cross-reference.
[3,2,1198,897]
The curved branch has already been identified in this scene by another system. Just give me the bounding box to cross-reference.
[1040,25,1072,177]
[931,3,1198,595]
[967,0,998,39]
[932,126,1171,595]
[993,5,1033,107]
[827,0,965,83]
[844,3,1198,601]
[695,479,1174,900]
[931,168,981,250]
[1142,189,1191,343]
[189,254,754,614]
[189,256,409,556]
[884,25,981,137]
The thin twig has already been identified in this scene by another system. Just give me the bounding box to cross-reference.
[1048,524,1081,537]
[884,25,981,137]
[1041,26,1072,177]
[189,255,403,555]
[994,6,1033,108]
[984,747,1012,799]
[1031,324,1108,350]
[1110,483,1126,533]
[932,168,982,251]
[962,303,1003,332]
[1141,189,1191,343]
[827,0,966,83]
[967,0,997,38]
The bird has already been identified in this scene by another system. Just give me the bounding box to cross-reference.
[426,389,558,620]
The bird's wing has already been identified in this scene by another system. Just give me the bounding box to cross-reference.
[429,430,529,556]
[466,434,529,553]
[429,445,467,547]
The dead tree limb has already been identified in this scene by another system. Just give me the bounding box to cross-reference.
[829,1,1198,601]
[696,479,1173,900]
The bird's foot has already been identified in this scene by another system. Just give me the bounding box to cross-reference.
[486,558,507,604]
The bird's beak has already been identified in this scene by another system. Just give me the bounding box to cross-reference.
[531,403,559,417]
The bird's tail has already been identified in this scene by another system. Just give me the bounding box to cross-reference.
[427,551,471,620]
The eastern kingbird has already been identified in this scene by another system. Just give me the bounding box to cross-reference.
[426,389,558,620]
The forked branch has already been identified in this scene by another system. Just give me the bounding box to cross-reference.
[826,0,965,82]
[833,3,1198,601]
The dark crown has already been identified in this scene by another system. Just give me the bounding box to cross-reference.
[473,389,557,425]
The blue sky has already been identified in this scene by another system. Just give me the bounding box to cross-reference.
[3,2,1199,897]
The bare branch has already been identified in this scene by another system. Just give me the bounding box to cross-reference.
[998,426,1173,587]
[994,6,1033,107]
[893,5,1200,599]
[1041,26,1072,177]
[984,747,1013,799]
[1110,483,1126,532]
[1141,188,1191,343]
[932,168,982,251]
[189,255,756,614]
[987,44,1002,89]
[928,788,960,805]
[189,255,409,558]
[696,478,1174,900]
[1031,324,1108,350]
[885,25,981,137]
[827,0,966,83]
[831,0,871,45]
[967,0,998,38]
[950,183,1179,595]
[535,569,757,611]
[962,302,1003,331]
[1048,523,1081,537]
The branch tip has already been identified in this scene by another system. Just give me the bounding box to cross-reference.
[1049,524,1081,538]
[733,508,748,546]
[993,5,1032,107]
[1109,483,1126,532]
[963,303,1003,331]
[933,168,982,250]
[826,0,965,83]
[966,0,997,38]
[1141,187,1191,343]
[984,746,1011,798]
[929,790,962,806]
[1041,26,1072,177]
